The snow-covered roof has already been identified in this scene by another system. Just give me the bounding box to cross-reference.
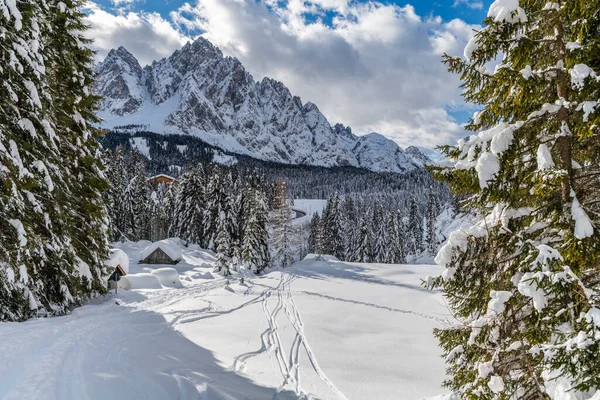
[147,174,178,183]
[105,248,129,274]
[140,239,182,262]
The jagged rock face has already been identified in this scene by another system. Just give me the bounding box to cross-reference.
[405,146,430,166]
[95,47,145,116]
[95,38,428,172]
[352,133,424,173]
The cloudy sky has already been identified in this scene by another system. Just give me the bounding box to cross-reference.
[84,0,491,148]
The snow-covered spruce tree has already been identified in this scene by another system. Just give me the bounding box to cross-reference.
[271,178,294,268]
[241,189,270,274]
[343,197,359,261]
[0,0,110,320]
[105,146,128,241]
[172,167,205,245]
[373,205,387,263]
[321,194,345,259]
[214,210,231,277]
[308,213,321,254]
[203,169,225,250]
[408,198,423,257]
[357,216,373,263]
[428,0,600,397]
[426,187,438,256]
[385,212,401,264]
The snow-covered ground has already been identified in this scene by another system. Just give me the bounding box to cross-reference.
[0,241,451,400]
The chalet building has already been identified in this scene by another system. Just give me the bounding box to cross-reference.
[146,174,179,185]
[139,240,182,265]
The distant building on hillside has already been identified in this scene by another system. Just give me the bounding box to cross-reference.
[147,174,179,185]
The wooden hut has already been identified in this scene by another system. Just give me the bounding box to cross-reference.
[139,240,182,265]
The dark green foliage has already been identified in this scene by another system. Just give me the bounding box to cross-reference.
[428,0,600,397]
[0,0,110,320]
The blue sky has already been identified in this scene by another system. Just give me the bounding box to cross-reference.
[85,0,490,148]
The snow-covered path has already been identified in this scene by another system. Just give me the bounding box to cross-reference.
[0,244,450,400]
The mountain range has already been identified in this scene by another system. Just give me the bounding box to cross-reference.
[95,38,429,173]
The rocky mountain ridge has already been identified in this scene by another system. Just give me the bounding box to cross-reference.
[95,38,428,173]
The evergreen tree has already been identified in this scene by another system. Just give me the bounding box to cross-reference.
[204,169,225,250]
[372,205,387,263]
[385,212,401,264]
[426,187,438,256]
[321,194,344,259]
[214,211,231,276]
[428,0,600,397]
[408,198,423,257]
[172,167,205,245]
[357,216,373,263]
[241,189,270,274]
[308,213,321,254]
[0,0,110,320]
[271,179,294,268]
[343,197,359,261]
[394,211,406,264]
[105,146,128,241]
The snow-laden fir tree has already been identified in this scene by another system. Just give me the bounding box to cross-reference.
[0,0,110,320]
[124,160,150,241]
[204,169,226,250]
[373,205,388,263]
[426,187,438,256]
[308,213,321,254]
[172,167,205,245]
[428,0,600,397]
[214,210,231,276]
[105,146,128,241]
[385,212,405,264]
[271,178,294,268]
[343,197,359,261]
[241,188,270,274]
[357,215,373,263]
[321,194,345,259]
[407,198,423,257]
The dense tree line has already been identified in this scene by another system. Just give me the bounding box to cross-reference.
[308,188,441,263]
[100,131,452,214]
[104,146,271,275]
[0,0,111,321]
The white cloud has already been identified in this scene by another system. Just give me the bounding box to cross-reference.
[453,0,484,10]
[85,0,481,148]
[84,2,191,66]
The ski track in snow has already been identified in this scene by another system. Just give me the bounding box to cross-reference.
[0,254,449,400]
[230,272,348,400]
[297,288,447,324]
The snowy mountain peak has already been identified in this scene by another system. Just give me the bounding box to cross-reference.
[96,46,144,116]
[405,146,430,166]
[95,38,429,173]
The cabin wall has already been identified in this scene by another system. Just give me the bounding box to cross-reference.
[140,248,179,265]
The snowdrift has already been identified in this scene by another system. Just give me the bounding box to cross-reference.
[119,273,162,290]
[151,268,183,288]
[105,248,130,274]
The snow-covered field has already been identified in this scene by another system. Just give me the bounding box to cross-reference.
[0,241,451,400]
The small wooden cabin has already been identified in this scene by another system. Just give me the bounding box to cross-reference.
[146,174,179,185]
[139,247,180,265]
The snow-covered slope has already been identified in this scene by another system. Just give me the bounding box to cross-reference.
[352,133,425,173]
[0,240,452,400]
[95,39,429,173]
